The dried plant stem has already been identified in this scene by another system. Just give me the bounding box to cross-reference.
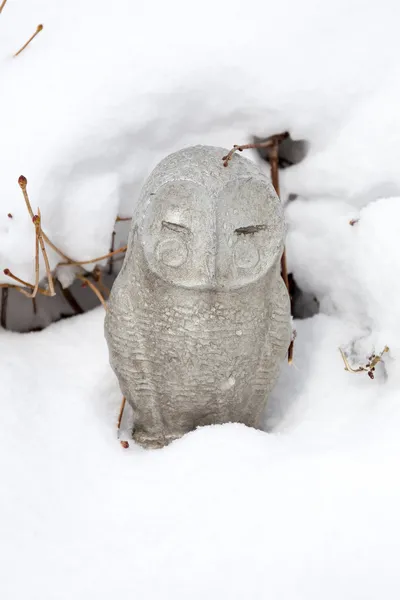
[116,216,132,222]
[108,231,116,275]
[117,396,126,432]
[0,283,34,298]
[35,210,55,296]
[27,220,40,298]
[14,24,43,57]
[222,133,288,167]
[339,346,389,379]
[2,270,52,297]
[18,176,34,218]
[17,178,56,296]
[1,288,8,328]
[77,274,107,310]
[0,0,8,14]
[58,245,127,267]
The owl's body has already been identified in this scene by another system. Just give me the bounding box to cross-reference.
[105,146,291,448]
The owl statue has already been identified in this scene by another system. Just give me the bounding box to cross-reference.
[105,145,291,448]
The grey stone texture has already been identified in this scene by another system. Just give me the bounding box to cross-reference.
[105,146,291,448]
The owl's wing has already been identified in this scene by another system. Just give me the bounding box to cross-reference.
[266,275,292,365]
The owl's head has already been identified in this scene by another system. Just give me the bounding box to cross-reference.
[134,146,285,291]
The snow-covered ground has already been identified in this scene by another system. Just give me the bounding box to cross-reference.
[1,0,400,597]
[2,310,400,600]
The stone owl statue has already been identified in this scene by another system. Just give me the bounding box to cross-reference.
[105,145,291,448]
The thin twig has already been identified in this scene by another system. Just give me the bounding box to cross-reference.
[0,288,8,328]
[18,176,34,218]
[76,274,107,310]
[117,396,126,433]
[0,284,32,298]
[58,245,127,267]
[27,217,40,298]
[339,346,389,379]
[14,24,43,58]
[108,231,116,275]
[116,216,132,222]
[0,0,8,14]
[222,133,288,167]
[35,210,55,296]
[3,269,52,296]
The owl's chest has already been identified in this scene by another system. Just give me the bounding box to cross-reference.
[134,288,271,371]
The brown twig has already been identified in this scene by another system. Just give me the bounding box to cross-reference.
[117,396,126,433]
[27,216,40,298]
[35,210,55,296]
[0,288,8,328]
[76,274,107,310]
[58,245,127,267]
[18,176,34,218]
[14,24,43,58]
[339,346,389,379]
[17,178,56,297]
[3,268,52,296]
[222,133,288,167]
[0,0,8,14]
[116,216,132,222]
[108,231,116,275]
[0,283,34,298]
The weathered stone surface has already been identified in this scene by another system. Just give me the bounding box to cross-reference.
[105,146,291,448]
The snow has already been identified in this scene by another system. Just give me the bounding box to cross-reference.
[2,0,400,597]
[1,310,400,599]
[1,0,400,282]
[1,310,400,600]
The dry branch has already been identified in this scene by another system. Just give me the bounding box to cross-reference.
[76,274,107,310]
[27,217,40,298]
[117,396,126,432]
[58,245,127,267]
[222,133,289,167]
[0,0,8,14]
[14,24,43,57]
[35,210,55,296]
[3,269,52,296]
[339,346,389,379]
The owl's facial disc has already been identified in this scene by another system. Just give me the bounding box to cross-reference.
[139,178,283,290]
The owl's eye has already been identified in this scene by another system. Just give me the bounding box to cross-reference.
[156,238,188,267]
[233,239,260,269]
[234,224,267,235]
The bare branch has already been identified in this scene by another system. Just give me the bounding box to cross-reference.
[58,245,127,267]
[14,24,44,58]
[76,274,107,310]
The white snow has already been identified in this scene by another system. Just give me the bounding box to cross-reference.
[1,310,400,600]
[1,0,400,281]
[2,0,400,597]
